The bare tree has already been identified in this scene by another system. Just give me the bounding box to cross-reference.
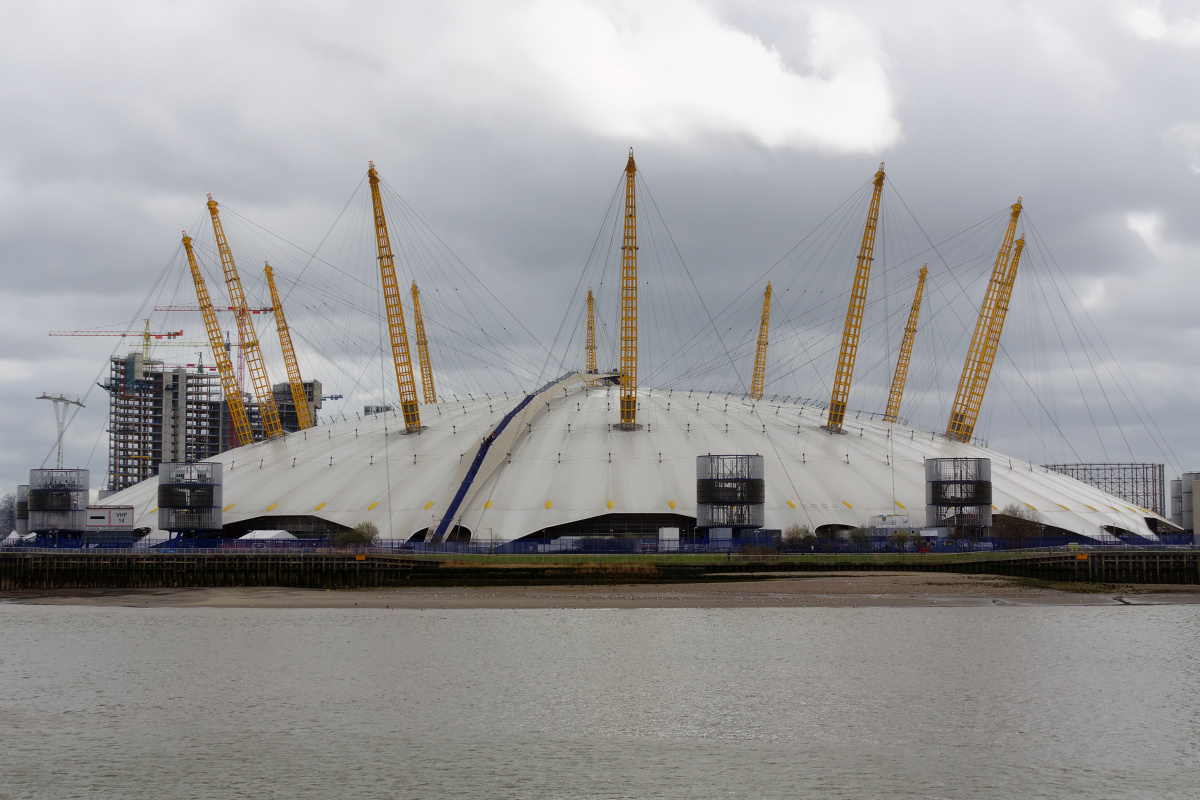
[993,504,1043,549]
[888,530,911,553]
[0,492,14,534]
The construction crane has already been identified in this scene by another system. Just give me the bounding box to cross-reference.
[883,265,928,423]
[750,282,772,400]
[585,287,597,386]
[265,262,313,430]
[155,304,273,314]
[207,193,283,440]
[946,199,1024,442]
[826,163,886,433]
[367,162,422,433]
[618,149,639,430]
[410,281,437,404]
[50,320,183,360]
[183,231,254,447]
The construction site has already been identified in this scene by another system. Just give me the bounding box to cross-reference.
[4,154,1194,552]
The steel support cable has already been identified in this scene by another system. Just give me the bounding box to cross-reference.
[1020,246,1115,461]
[376,181,554,379]
[633,176,744,394]
[1023,212,1179,471]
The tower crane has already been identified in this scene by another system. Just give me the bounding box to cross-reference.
[182,231,254,447]
[750,282,772,400]
[367,162,422,434]
[946,199,1023,442]
[585,287,597,385]
[618,149,639,430]
[411,281,437,404]
[826,164,886,433]
[265,262,313,430]
[49,320,183,360]
[883,265,928,423]
[207,193,283,440]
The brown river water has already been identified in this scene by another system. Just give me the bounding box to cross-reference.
[1,604,1197,799]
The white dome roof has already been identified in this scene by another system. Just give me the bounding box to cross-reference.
[104,373,1162,543]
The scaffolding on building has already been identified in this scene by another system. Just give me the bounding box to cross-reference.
[1043,463,1165,518]
[105,354,230,492]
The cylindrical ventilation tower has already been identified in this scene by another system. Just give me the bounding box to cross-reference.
[925,458,992,532]
[157,462,223,533]
[27,469,89,533]
[696,454,765,529]
[15,484,29,535]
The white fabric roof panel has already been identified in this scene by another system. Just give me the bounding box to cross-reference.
[101,378,1162,544]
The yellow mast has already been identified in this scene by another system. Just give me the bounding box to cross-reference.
[826,164,886,432]
[946,199,1023,442]
[951,235,1026,442]
[883,265,928,423]
[585,287,597,385]
[618,149,639,429]
[367,161,421,433]
[182,231,253,447]
[411,281,436,404]
[207,193,283,440]
[750,282,772,400]
[264,262,313,430]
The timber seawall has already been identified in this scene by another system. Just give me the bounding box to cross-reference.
[2,549,1199,591]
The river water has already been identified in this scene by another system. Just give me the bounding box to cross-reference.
[1,604,1197,799]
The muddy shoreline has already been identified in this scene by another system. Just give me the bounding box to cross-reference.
[5,572,1200,608]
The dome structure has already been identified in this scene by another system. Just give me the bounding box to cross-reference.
[104,372,1164,544]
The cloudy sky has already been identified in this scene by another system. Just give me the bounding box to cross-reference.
[2,0,1199,497]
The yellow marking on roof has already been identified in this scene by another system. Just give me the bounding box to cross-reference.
[787,500,796,509]
[484,500,492,510]
[545,500,552,509]
[1108,505,1120,512]
[668,500,676,509]
[1024,503,1037,511]
[150,507,158,513]
[894,501,906,510]
[992,504,999,510]
[314,502,326,511]
[223,504,235,512]
[266,503,278,512]
[842,501,853,509]
[368,502,378,511]
[424,501,434,510]
[1084,504,1098,511]
[1057,503,1069,511]
[607,500,614,509]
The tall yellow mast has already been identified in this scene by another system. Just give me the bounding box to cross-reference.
[883,265,927,423]
[207,193,283,440]
[367,161,422,433]
[585,287,597,385]
[618,149,639,429]
[264,262,313,430]
[411,281,437,404]
[946,199,1023,442]
[949,235,1026,442]
[182,232,253,447]
[826,164,886,432]
[750,282,772,400]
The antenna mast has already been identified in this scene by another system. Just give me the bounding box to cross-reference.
[37,393,84,469]
[947,199,1023,442]
[265,262,313,430]
[750,282,772,400]
[826,164,886,432]
[207,193,283,439]
[618,149,639,429]
[883,265,927,423]
[367,162,422,433]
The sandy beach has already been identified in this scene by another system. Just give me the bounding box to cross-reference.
[5,571,1200,608]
